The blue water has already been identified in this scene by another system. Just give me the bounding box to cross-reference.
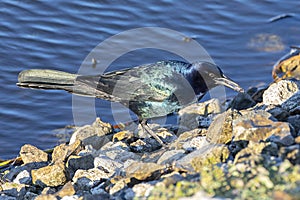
[0,0,299,159]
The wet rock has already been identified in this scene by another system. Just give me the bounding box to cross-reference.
[0,182,27,198]
[69,118,112,150]
[20,144,48,164]
[125,161,165,181]
[263,80,300,105]
[206,110,241,144]
[157,150,185,165]
[178,99,222,130]
[52,140,82,163]
[229,92,256,110]
[13,170,31,185]
[55,182,75,198]
[31,162,67,187]
[66,155,94,178]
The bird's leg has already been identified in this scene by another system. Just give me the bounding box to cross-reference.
[140,119,166,147]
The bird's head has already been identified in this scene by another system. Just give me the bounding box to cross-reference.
[190,61,244,93]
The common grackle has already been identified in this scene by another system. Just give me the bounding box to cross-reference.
[17,60,243,145]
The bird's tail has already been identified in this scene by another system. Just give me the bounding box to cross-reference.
[17,69,77,92]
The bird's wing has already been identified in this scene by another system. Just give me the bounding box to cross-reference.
[76,61,192,103]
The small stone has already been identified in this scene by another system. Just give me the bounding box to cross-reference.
[66,155,94,178]
[31,162,67,187]
[229,92,256,110]
[24,192,38,200]
[69,118,112,150]
[34,194,57,200]
[282,91,300,112]
[157,150,185,165]
[20,144,48,164]
[125,161,165,181]
[113,131,134,141]
[263,80,300,105]
[0,182,27,198]
[13,170,31,185]
[287,115,300,135]
[94,156,123,174]
[72,168,109,186]
[52,140,82,163]
[55,182,75,198]
[171,129,206,150]
[132,183,154,198]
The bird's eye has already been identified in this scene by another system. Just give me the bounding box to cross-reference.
[208,73,215,77]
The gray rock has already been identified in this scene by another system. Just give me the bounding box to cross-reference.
[66,155,94,178]
[229,92,256,110]
[0,182,27,198]
[0,194,17,200]
[157,150,185,165]
[13,170,31,185]
[263,80,300,105]
[282,92,300,112]
[94,156,123,175]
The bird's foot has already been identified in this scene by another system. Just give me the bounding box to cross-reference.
[140,120,167,148]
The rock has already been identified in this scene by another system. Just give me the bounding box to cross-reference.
[52,140,82,163]
[34,194,57,200]
[229,92,256,110]
[0,182,27,198]
[132,183,154,198]
[279,144,300,165]
[125,162,165,181]
[0,194,17,200]
[96,147,141,163]
[171,129,206,150]
[113,131,134,142]
[13,170,31,185]
[206,110,241,144]
[263,80,300,105]
[191,145,230,172]
[182,136,210,151]
[66,155,94,178]
[55,182,75,198]
[19,144,48,164]
[69,118,112,150]
[282,92,300,112]
[287,115,300,135]
[265,105,289,121]
[232,110,294,146]
[31,162,67,187]
[178,99,222,130]
[94,156,123,175]
[175,144,229,172]
[157,150,185,165]
[24,191,38,200]
[72,168,109,190]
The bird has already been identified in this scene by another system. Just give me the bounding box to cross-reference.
[17,60,243,146]
[272,46,300,82]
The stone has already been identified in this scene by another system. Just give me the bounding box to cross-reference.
[171,129,206,150]
[69,118,112,150]
[132,183,154,198]
[182,136,210,151]
[66,155,94,178]
[13,170,31,185]
[94,156,123,175]
[287,115,300,135]
[31,162,67,187]
[19,144,48,164]
[232,110,293,145]
[178,99,222,130]
[282,92,300,112]
[0,182,27,198]
[34,194,57,200]
[125,162,165,181]
[263,80,300,105]
[72,168,109,189]
[52,140,82,163]
[55,182,75,198]
[206,110,241,144]
[229,92,256,110]
[157,150,185,165]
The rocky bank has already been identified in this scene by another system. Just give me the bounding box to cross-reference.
[1,79,300,200]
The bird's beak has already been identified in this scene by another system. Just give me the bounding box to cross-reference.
[214,77,244,93]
